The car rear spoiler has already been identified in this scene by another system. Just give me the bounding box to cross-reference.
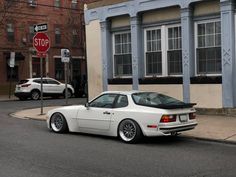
[137,103,197,109]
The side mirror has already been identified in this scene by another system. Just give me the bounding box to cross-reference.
[85,103,89,110]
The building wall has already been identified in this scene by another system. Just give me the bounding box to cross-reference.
[108,85,132,91]
[140,85,183,101]
[142,6,180,24]
[86,20,103,100]
[190,84,222,108]
[194,0,220,16]
[85,0,235,108]
[111,15,130,28]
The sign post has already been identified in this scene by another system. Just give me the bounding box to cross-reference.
[61,49,70,105]
[33,32,50,115]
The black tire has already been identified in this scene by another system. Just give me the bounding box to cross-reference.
[31,90,40,100]
[50,113,68,133]
[64,89,72,98]
[118,119,142,144]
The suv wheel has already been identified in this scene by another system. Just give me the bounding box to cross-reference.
[64,89,72,98]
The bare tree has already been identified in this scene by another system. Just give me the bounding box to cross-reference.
[0,0,18,28]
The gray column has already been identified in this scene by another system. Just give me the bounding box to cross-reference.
[181,8,194,103]
[130,16,141,90]
[100,20,112,92]
[220,0,235,108]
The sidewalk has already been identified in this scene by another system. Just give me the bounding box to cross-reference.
[0,95,17,101]
[10,106,236,144]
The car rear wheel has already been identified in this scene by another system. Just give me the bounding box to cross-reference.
[31,90,40,100]
[118,119,142,143]
[50,113,68,133]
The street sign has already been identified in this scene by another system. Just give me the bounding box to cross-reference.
[33,32,50,53]
[34,23,48,32]
[61,49,70,62]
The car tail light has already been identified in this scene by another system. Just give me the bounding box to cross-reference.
[160,115,176,123]
[189,113,196,120]
[21,84,31,87]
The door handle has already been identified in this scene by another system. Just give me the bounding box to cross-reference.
[103,111,111,115]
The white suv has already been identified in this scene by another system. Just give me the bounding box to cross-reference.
[14,77,74,100]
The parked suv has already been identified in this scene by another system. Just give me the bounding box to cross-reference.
[14,78,74,100]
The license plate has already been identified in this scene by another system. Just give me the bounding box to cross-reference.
[179,114,188,122]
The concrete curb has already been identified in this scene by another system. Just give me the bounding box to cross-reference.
[182,135,236,145]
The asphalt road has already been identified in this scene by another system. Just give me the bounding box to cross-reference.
[0,99,236,177]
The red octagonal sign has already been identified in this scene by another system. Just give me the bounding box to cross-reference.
[33,32,50,53]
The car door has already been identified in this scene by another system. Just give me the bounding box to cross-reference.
[77,94,118,131]
[46,79,63,93]
[33,79,48,93]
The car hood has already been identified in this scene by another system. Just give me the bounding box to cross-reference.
[47,105,84,115]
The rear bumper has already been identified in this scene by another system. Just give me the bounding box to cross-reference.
[159,123,198,134]
[14,92,31,98]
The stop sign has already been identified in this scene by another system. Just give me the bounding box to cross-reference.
[33,32,50,53]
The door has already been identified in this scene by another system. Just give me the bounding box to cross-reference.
[46,79,63,93]
[77,94,117,131]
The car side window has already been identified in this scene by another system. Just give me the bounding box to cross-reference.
[33,79,41,84]
[33,79,47,84]
[47,79,59,85]
[89,94,117,108]
[43,79,48,84]
[114,95,128,108]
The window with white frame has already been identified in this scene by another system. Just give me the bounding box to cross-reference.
[145,29,162,76]
[71,0,77,9]
[167,26,182,75]
[29,25,35,43]
[55,27,61,44]
[72,29,79,46]
[113,32,132,77]
[196,20,221,74]
[144,25,182,76]
[54,0,60,8]
[6,23,14,42]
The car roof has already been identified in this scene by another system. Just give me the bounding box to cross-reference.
[101,90,147,95]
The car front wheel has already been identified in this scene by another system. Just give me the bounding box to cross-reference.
[50,113,68,133]
[64,89,72,98]
[118,119,142,143]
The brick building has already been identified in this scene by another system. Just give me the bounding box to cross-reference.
[0,0,93,96]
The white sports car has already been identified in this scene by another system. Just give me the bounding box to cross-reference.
[47,91,197,143]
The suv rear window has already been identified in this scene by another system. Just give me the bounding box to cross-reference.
[18,80,29,84]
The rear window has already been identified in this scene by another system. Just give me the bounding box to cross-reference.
[132,92,184,107]
[18,80,29,84]
[33,79,41,84]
